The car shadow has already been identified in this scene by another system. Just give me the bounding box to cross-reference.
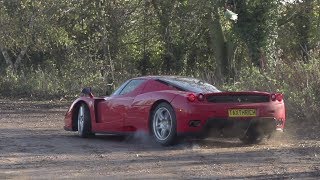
[72,133,249,150]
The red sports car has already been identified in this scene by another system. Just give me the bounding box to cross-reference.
[64,76,286,146]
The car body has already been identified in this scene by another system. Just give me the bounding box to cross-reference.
[64,76,286,145]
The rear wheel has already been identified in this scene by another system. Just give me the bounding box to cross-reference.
[77,104,93,138]
[151,102,177,146]
[239,127,263,144]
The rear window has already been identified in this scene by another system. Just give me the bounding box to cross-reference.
[157,77,220,93]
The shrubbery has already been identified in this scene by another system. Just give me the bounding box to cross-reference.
[1,57,319,127]
[219,59,320,126]
[0,59,106,99]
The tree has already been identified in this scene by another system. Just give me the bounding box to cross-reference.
[234,0,279,69]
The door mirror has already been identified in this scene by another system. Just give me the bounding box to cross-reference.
[81,87,92,95]
[81,87,94,98]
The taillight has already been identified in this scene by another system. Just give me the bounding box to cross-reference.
[197,93,205,101]
[276,94,283,101]
[187,93,205,102]
[271,93,283,102]
[187,94,196,102]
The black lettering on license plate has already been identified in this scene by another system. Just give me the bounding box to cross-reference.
[228,109,256,117]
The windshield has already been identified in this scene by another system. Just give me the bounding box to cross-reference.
[158,77,220,93]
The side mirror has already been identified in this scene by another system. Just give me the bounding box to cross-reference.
[81,87,94,98]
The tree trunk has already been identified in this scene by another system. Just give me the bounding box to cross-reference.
[206,4,230,80]
[0,46,14,69]
[151,0,176,74]
[297,0,313,63]
[102,33,116,91]
[14,46,28,72]
[0,45,28,74]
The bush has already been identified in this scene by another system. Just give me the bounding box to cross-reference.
[0,58,106,100]
[1,56,319,129]
[219,59,320,126]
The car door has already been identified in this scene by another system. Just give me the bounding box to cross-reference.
[97,79,146,132]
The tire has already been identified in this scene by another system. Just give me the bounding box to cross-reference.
[239,127,263,144]
[151,102,177,146]
[77,103,93,138]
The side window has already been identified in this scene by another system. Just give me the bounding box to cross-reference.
[112,80,130,96]
[119,79,145,95]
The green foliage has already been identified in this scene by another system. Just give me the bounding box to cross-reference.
[0,0,319,125]
[0,56,108,99]
[221,57,320,124]
[235,0,280,67]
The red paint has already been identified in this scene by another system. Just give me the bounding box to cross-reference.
[64,76,286,136]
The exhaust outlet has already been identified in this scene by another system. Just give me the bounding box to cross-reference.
[189,120,201,127]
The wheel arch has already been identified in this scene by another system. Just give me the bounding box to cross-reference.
[71,100,88,131]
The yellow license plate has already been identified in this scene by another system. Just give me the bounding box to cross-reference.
[228,109,256,117]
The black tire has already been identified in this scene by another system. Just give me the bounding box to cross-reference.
[77,103,93,138]
[239,127,263,144]
[151,102,177,146]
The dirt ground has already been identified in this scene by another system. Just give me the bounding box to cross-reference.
[0,99,319,179]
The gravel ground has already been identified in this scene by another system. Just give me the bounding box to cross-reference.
[0,99,319,179]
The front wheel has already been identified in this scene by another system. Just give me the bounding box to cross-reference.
[151,102,177,146]
[77,104,93,138]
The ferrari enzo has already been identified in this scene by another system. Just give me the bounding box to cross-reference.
[64,76,286,146]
